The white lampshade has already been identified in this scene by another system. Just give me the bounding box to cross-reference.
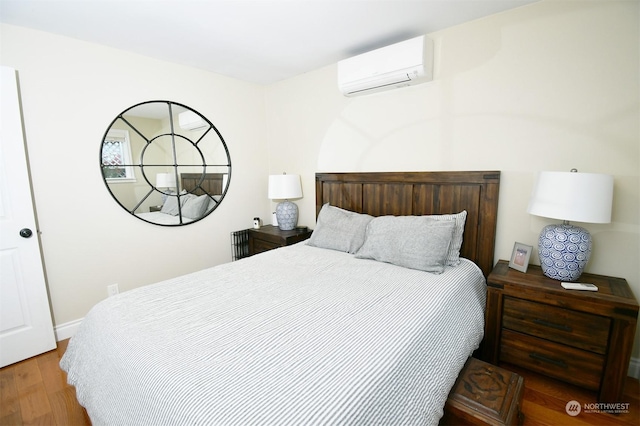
[527,170,614,282]
[156,173,176,188]
[268,174,303,200]
[527,171,613,224]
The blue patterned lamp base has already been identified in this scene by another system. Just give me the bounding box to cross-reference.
[538,223,592,282]
[275,200,298,230]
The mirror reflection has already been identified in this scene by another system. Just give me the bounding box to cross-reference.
[101,101,231,226]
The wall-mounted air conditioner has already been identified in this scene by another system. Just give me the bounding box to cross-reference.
[178,110,208,131]
[338,35,434,97]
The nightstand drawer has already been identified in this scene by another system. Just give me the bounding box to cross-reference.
[500,329,604,391]
[247,225,313,256]
[251,238,280,254]
[503,297,610,354]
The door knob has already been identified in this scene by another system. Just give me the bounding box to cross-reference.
[19,228,33,238]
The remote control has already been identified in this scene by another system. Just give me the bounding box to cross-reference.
[561,282,598,291]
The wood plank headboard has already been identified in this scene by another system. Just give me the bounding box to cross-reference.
[315,171,500,277]
[181,173,225,196]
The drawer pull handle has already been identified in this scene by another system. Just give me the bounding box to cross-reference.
[529,352,568,369]
[533,318,572,332]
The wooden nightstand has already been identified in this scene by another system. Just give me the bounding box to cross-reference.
[482,260,638,403]
[248,225,313,256]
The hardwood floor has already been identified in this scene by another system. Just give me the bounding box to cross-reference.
[0,341,638,425]
[0,340,89,426]
[502,362,639,426]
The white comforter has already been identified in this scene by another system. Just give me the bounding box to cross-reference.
[61,243,486,425]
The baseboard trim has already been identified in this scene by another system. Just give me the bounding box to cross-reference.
[54,318,83,341]
[53,317,640,380]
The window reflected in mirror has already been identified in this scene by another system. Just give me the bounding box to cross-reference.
[100,101,231,226]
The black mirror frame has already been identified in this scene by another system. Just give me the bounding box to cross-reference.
[100,100,232,226]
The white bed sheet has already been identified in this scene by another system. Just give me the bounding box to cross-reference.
[61,243,486,425]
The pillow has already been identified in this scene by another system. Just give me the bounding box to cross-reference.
[160,190,189,216]
[307,203,374,253]
[182,194,209,219]
[427,210,467,266]
[160,195,180,216]
[355,215,455,273]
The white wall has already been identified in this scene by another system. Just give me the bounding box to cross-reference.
[264,0,640,358]
[0,24,271,327]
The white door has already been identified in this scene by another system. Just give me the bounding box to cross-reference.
[0,66,56,367]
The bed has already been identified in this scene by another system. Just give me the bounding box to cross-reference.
[135,173,226,225]
[61,171,500,425]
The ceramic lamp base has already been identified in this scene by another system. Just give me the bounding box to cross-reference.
[538,223,592,282]
[275,200,298,230]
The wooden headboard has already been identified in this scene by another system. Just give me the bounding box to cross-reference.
[181,173,225,196]
[315,171,500,277]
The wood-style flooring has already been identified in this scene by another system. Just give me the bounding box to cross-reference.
[0,340,89,425]
[1,340,638,425]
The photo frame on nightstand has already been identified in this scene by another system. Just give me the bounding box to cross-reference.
[509,242,532,273]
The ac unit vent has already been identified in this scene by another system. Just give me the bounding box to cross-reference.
[338,35,433,97]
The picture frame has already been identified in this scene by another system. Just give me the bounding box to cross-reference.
[509,242,533,273]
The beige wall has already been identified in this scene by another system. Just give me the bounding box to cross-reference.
[1,0,639,360]
[0,24,271,326]
[265,0,640,358]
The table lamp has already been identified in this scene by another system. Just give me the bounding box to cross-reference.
[527,169,613,281]
[156,173,177,203]
[268,173,303,230]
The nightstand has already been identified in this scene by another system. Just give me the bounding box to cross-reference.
[248,225,313,256]
[482,260,638,403]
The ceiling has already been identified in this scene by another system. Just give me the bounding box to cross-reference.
[0,0,538,84]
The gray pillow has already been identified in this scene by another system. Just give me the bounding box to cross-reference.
[355,215,456,273]
[160,190,190,216]
[427,210,467,266]
[182,194,209,219]
[160,195,180,216]
[307,204,374,253]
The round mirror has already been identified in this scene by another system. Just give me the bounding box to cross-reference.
[100,101,231,226]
